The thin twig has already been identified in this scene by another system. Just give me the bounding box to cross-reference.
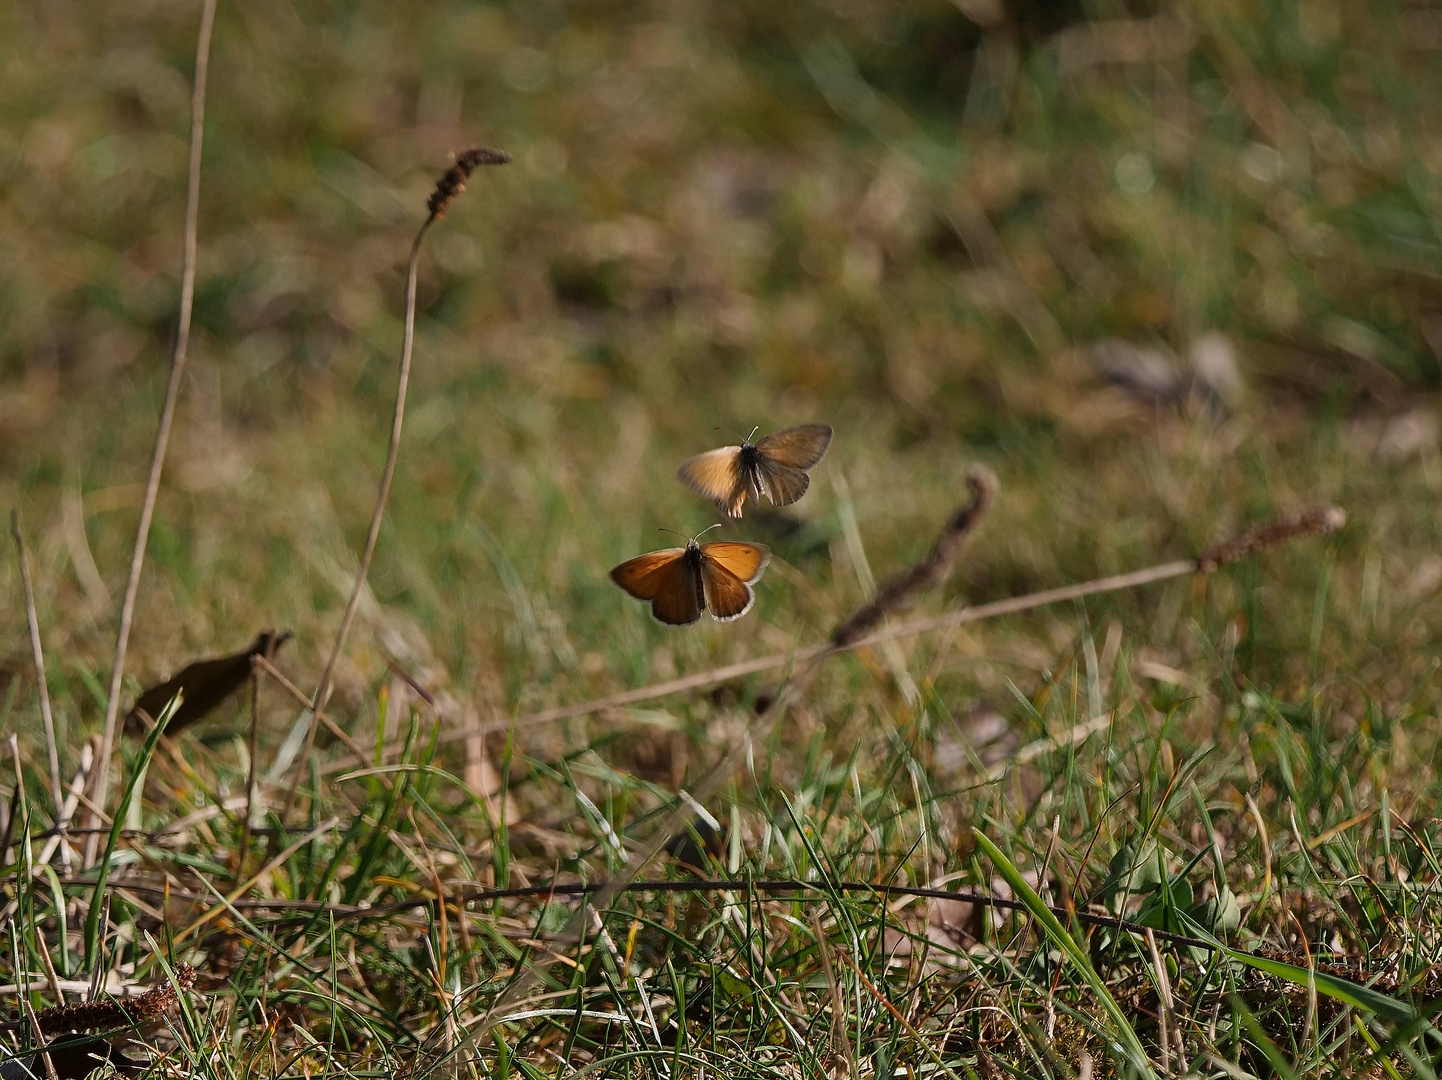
[280,148,509,821]
[88,0,218,865]
[10,511,64,847]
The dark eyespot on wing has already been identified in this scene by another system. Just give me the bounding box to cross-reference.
[755,424,833,470]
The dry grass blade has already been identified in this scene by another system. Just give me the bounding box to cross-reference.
[11,511,64,841]
[282,147,509,821]
[88,0,219,865]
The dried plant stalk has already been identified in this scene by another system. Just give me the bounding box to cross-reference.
[832,465,997,647]
[1196,505,1346,572]
[89,0,219,865]
[282,147,509,819]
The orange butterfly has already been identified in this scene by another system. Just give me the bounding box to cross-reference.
[611,532,770,626]
[678,424,833,518]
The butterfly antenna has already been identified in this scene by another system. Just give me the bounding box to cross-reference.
[691,523,725,543]
[657,527,687,540]
[715,424,757,444]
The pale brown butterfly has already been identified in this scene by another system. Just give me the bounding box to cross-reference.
[610,527,771,626]
[677,423,834,518]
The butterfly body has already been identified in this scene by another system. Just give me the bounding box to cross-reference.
[678,423,833,518]
[611,539,770,626]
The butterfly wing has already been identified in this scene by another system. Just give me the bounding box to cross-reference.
[611,548,704,626]
[678,446,749,518]
[752,458,811,507]
[754,424,833,469]
[698,541,770,621]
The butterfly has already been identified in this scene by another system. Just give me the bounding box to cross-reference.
[610,533,770,626]
[677,423,833,518]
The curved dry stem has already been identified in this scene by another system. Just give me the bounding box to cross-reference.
[88,0,218,866]
[280,220,433,821]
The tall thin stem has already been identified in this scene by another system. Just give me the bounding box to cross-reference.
[88,0,219,866]
[280,147,508,820]
[11,511,65,866]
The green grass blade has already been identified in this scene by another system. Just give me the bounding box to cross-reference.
[1176,913,1420,1025]
[974,828,1157,1080]
[84,696,174,964]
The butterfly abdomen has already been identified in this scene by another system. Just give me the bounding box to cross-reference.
[683,543,707,608]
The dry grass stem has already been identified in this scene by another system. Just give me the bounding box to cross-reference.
[88,0,219,865]
[811,909,860,1080]
[10,511,64,839]
[284,147,509,820]
[255,654,392,790]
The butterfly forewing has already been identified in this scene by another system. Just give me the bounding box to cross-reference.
[754,424,833,469]
[610,549,688,600]
[611,548,706,626]
[677,446,749,518]
[698,541,770,584]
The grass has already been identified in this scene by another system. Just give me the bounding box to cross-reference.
[2,0,1442,1076]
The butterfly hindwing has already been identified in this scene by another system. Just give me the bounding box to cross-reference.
[754,424,833,470]
[753,457,811,508]
[650,565,705,625]
[698,541,770,621]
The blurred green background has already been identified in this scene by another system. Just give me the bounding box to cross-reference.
[1,0,1439,757]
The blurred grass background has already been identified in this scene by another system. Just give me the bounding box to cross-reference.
[3,0,1442,1072]
[1,0,1440,822]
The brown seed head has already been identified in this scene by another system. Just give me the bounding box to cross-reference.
[1197,505,1346,573]
[427,147,510,219]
